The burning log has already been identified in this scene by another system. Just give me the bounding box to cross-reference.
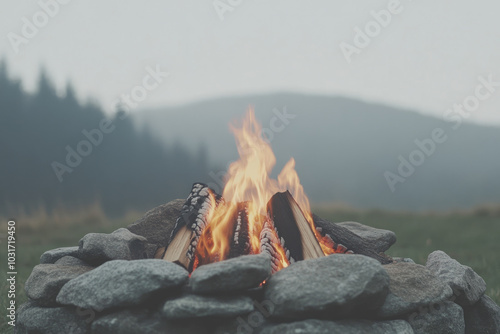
[228,202,251,259]
[268,191,324,262]
[260,219,288,273]
[313,214,393,265]
[156,112,393,274]
[162,183,220,269]
[163,186,392,273]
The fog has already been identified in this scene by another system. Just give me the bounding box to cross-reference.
[1,1,500,215]
[1,0,499,123]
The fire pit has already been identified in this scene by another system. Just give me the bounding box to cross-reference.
[16,111,500,334]
[158,110,390,274]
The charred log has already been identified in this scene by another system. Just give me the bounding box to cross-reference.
[168,183,218,244]
[163,183,221,269]
[228,202,251,259]
[268,191,324,261]
[164,183,392,272]
[313,214,393,265]
[260,219,289,273]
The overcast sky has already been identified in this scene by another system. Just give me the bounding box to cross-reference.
[1,0,499,124]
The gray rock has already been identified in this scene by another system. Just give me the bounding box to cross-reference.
[92,309,209,334]
[408,301,465,334]
[463,295,500,334]
[426,250,486,305]
[259,319,414,334]
[214,317,269,334]
[57,259,188,311]
[55,255,92,267]
[163,294,254,319]
[190,254,271,294]
[213,298,280,334]
[127,199,184,247]
[263,254,390,319]
[78,228,148,265]
[393,257,416,264]
[40,246,79,264]
[25,264,92,306]
[378,262,453,318]
[144,243,161,259]
[337,221,397,252]
[15,301,89,334]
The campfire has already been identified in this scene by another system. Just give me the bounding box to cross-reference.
[157,110,391,272]
[18,110,497,334]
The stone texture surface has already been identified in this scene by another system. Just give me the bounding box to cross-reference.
[393,257,416,264]
[55,255,92,267]
[78,228,148,265]
[408,301,465,334]
[427,250,486,305]
[259,319,414,334]
[163,294,254,319]
[214,317,269,334]
[190,254,271,294]
[15,301,89,334]
[40,246,79,264]
[263,254,390,319]
[127,199,184,247]
[57,259,188,311]
[25,264,92,306]
[337,221,397,253]
[462,295,500,334]
[92,309,210,334]
[378,262,453,318]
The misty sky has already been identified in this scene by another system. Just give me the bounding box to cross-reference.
[1,0,499,124]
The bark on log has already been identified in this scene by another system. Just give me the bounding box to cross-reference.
[228,202,251,259]
[164,183,220,270]
[313,214,393,264]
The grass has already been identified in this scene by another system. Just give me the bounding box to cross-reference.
[1,205,499,332]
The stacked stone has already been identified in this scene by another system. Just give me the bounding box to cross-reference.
[16,200,500,334]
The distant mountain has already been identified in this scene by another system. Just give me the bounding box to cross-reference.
[134,93,500,211]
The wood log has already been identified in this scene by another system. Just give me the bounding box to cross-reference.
[154,246,166,259]
[228,202,251,259]
[313,214,393,264]
[168,183,216,244]
[260,219,287,273]
[164,183,220,270]
[268,191,324,262]
[162,225,192,268]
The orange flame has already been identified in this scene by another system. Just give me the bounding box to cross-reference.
[195,108,333,269]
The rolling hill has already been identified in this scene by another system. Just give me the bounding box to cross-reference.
[134,93,500,211]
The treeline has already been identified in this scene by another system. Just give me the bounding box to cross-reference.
[0,61,210,216]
